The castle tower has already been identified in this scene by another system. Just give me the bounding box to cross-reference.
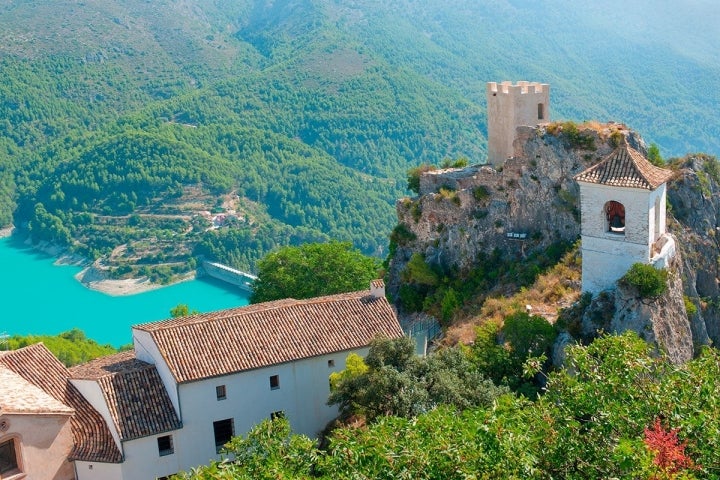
[575,143,675,294]
[486,81,550,166]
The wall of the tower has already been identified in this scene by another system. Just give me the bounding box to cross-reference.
[578,182,655,294]
[486,81,549,166]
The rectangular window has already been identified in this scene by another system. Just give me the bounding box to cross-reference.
[0,439,18,475]
[213,418,234,453]
[327,359,335,368]
[157,435,174,456]
[270,411,285,421]
[269,374,280,390]
[216,384,227,400]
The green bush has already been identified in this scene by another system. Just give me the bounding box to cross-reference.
[622,263,668,298]
[472,185,490,202]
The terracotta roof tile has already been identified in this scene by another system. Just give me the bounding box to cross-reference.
[134,290,403,384]
[70,352,181,441]
[0,366,74,415]
[0,343,122,463]
[575,144,673,189]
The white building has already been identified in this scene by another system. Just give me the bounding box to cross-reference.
[0,282,403,479]
[486,81,550,166]
[575,143,675,294]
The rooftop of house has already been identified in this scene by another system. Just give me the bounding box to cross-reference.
[133,287,403,384]
[70,351,181,441]
[575,143,674,190]
[0,366,74,416]
[0,343,122,463]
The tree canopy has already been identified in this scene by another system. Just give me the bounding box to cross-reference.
[178,332,720,479]
[249,241,381,303]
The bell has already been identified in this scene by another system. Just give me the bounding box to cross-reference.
[610,215,625,232]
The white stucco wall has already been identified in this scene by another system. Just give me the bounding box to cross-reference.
[578,181,668,294]
[486,81,549,166]
[75,460,122,480]
[120,432,184,480]
[168,347,369,472]
[0,413,74,480]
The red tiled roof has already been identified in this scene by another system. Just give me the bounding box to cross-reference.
[133,290,403,384]
[575,144,673,189]
[70,351,181,441]
[0,343,122,463]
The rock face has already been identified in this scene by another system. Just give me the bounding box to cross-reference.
[579,248,693,364]
[388,123,643,295]
[667,154,720,347]
[389,122,720,360]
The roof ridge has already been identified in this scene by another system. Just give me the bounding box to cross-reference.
[575,143,673,189]
[134,289,368,332]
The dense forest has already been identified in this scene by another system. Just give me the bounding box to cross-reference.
[1,0,719,280]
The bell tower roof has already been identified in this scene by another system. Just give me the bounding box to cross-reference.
[575,144,673,190]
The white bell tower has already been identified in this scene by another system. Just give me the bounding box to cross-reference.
[575,142,675,294]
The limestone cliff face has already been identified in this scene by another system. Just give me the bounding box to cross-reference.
[579,249,693,364]
[389,122,718,361]
[667,154,720,347]
[387,124,642,295]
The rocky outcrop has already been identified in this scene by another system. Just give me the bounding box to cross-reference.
[667,154,720,347]
[578,248,693,364]
[389,122,720,361]
[387,123,643,296]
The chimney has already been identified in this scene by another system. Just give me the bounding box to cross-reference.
[370,279,385,299]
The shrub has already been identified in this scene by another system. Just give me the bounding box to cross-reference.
[622,263,668,298]
[684,295,698,317]
[389,223,416,247]
[407,164,436,194]
[473,185,490,202]
[647,143,663,166]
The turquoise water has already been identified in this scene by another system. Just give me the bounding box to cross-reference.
[0,236,250,347]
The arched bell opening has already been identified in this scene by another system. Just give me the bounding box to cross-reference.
[605,200,625,234]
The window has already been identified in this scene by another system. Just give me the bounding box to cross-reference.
[538,103,545,120]
[327,359,335,368]
[216,384,227,400]
[605,200,626,234]
[213,418,234,453]
[270,411,285,421]
[0,439,19,475]
[157,435,174,456]
[269,374,280,390]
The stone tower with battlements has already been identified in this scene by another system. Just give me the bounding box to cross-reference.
[486,81,550,166]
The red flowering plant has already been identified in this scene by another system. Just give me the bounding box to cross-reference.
[644,418,696,479]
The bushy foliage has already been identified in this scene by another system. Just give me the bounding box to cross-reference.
[470,312,556,396]
[622,263,668,298]
[647,143,664,166]
[4,329,117,367]
[181,333,720,479]
[406,164,436,194]
[250,241,380,303]
[327,336,507,421]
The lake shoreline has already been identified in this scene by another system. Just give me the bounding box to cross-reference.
[0,226,191,297]
[73,265,197,296]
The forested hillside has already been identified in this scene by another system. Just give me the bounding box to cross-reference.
[1,0,718,278]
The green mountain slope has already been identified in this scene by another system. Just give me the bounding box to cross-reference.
[1,0,718,277]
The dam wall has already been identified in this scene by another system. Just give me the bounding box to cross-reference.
[202,261,257,292]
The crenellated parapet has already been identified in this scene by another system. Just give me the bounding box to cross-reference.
[486,81,550,167]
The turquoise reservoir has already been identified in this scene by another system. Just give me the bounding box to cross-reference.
[0,236,250,347]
